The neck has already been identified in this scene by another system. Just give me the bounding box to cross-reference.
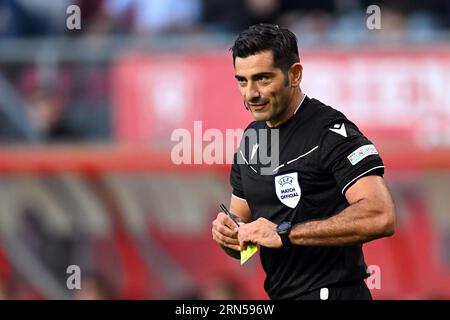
[266,88,304,128]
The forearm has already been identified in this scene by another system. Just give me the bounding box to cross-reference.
[289,199,394,246]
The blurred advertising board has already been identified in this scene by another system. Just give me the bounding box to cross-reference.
[113,48,450,150]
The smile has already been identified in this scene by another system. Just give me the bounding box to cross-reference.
[249,102,269,110]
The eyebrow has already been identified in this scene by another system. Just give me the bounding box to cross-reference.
[234,72,276,81]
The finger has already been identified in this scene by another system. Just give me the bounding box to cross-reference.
[213,233,239,246]
[212,223,237,240]
[238,232,248,248]
[237,235,253,250]
[213,217,238,237]
[212,232,242,251]
[212,228,240,246]
[223,243,242,252]
[238,229,255,248]
[218,212,240,231]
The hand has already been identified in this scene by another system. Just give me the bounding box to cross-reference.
[237,217,282,249]
[212,212,242,251]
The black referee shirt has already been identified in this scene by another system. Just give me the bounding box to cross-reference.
[230,96,384,299]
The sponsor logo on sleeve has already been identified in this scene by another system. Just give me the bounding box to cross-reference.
[347,144,379,165]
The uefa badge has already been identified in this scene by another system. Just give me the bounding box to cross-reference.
[274,172,301,208]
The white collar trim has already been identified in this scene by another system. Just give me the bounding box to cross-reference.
[293,94,307,115]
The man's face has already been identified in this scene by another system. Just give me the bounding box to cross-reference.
[234,50,293,124]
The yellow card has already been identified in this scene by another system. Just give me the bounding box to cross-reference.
[240,244,258,265]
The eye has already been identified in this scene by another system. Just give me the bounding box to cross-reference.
[258,75,270,83]
[237,78,247,86]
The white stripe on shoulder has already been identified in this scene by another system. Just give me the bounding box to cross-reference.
[286,145,319,165]
[341,166,385,195]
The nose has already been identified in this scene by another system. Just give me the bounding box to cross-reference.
[245,82,260,102]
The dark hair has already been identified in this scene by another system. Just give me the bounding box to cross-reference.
[231,23,300,73]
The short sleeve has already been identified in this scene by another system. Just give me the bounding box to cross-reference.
[230,152,246,199]
[319,120,385,195]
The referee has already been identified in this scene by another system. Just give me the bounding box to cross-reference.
[211,23,396,300]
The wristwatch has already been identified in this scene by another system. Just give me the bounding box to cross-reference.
[276,221,292,248]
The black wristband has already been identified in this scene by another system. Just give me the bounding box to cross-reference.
[277,221,292,248]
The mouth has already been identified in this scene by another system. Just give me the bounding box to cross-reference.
[248,102,269,111]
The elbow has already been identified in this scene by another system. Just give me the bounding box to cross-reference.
[374,204,396,238]
[380,215,395,237]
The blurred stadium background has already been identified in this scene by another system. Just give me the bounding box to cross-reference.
[0,0,450,300]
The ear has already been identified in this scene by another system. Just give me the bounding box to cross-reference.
[288,63,303,87]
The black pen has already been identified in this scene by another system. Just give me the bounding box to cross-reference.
[220,203,242,227]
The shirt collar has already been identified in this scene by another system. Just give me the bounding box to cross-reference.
[294,94,307,115]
